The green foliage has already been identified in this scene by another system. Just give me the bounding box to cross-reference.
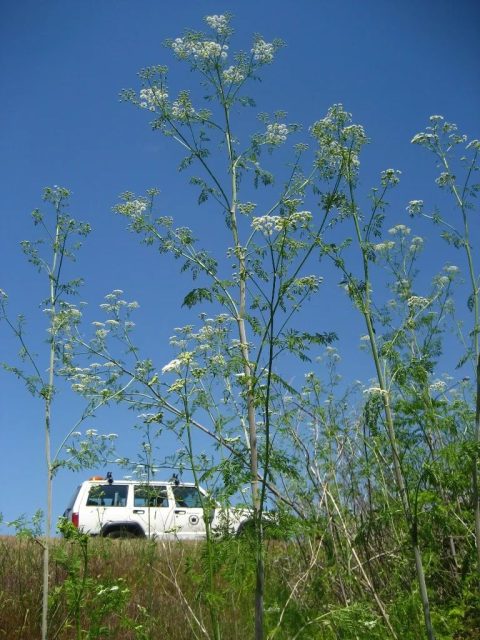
[50,520,135,640]
[3,12,478,640]
[182,287,213,308]
[7,509,44,538]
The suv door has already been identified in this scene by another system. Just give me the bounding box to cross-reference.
[130,484,175,538]
[171,485,206,539]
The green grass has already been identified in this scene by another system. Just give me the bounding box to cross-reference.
[1,534,478,639]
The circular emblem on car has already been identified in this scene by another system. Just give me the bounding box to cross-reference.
[189,514,199,526]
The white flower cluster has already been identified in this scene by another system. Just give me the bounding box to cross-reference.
[290,210,312,226]
[436,275,450,287]
[133,199,147,215]
[310,105,370,178]
[388,224,410,236]
[325,345,339,357]
[380,169,401,186]
[265,123,289,146]
[251,210,312,235]
[410,236,424,251]
[406,200,424,216]
[46,303,82,334]
[429,379,447,394]
[115,198,148,219]
[343,124,367,144]
[363,387,389,396]
[411,132,435,145]
[94,294,139,329]
[172,37,228,60]
[69,366,100,393]
[407,296,430,308]
[373,241,395,253]
[436,172,454,187]
[205,14,230,35]
[139,87,168,111]
[128,200,147,217]
[222,65,246,84]
[251,39,274,63]
[251,216,278,235]
[444,265,459,274]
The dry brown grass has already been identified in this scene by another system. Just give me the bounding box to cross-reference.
[0,535,259,640]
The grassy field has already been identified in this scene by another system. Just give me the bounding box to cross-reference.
[1,532,479,639]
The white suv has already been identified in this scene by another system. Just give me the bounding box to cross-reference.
[63,475,250,539]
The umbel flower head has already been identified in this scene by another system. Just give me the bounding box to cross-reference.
[205,14,231,35]
[171,37,229,61]
[251,38,275,64]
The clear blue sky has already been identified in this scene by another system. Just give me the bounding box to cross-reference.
[0,0,479,531]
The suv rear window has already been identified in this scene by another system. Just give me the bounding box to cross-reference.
[86,484,128,507]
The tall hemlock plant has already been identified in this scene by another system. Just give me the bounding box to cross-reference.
[0,188,117,640]
[63,14,340,640]
[310,106,437,639]
[410,119,480,572]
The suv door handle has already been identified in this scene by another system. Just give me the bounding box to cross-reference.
[133,509,145,514]
[175,510,186,515]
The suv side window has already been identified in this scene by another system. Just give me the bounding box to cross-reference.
[172,486,203,508]
[134,485,169,508]
[86,484,128,507]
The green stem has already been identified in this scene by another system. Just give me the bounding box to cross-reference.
[42,201,63,640]
[182,382,221,640]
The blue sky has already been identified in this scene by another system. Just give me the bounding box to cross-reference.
[1,0,479,531]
